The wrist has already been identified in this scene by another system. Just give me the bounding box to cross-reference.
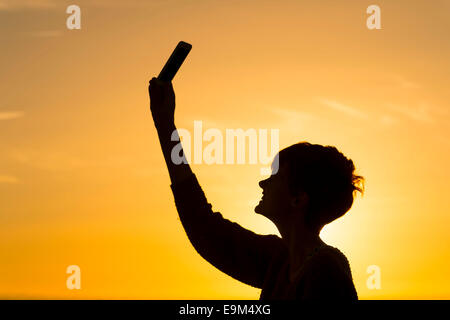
[155,120,176,136]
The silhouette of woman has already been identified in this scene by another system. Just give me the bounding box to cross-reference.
[148,77,363,300]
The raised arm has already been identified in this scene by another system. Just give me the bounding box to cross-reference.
[148,78,282,288]
[148,77,192,185]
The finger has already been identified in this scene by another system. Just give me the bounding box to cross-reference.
[148,78,155,91]
[149,77,162,90]
[149,77,162,88]
[149,81,160,98]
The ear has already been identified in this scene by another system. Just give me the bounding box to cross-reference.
[290,192,309,209]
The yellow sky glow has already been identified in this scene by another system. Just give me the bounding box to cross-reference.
[1,0,449,299]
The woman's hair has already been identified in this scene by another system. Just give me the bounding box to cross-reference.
[278,142,364,230]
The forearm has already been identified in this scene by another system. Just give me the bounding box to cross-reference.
[156,121,193,185]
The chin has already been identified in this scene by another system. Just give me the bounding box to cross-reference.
[255,202,268,216]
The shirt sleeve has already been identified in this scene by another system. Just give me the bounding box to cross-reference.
[170,173,282,289]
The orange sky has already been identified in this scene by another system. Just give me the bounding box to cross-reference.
[1,0,449,299]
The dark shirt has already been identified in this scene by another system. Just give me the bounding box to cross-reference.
[170,173,358,300]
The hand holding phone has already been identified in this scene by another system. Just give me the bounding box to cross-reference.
[149,41,191,127]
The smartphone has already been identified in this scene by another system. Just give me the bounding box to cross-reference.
[157,41,192,82]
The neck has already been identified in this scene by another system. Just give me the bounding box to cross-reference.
[277,218,324,282]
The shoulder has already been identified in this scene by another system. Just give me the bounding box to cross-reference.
[307,245,353,276]
[262,234,288,257]
[299,245,358,299]
[297,246,358,300]
[314,245,350,265]
[300,245,357,290]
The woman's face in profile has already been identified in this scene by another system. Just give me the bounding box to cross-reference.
[254,162,293,223]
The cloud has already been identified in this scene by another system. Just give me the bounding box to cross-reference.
[0,175,19,184]
[8,148,145,173]
[0,0,157,11]
[387,103,434,124]
[316,98,404,128]
[9,149,90,172]
[0,111,24,120]
[390,74,420,89]
[317,98,368,120]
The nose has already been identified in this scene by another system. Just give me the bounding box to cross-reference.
[259,177,269,189]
